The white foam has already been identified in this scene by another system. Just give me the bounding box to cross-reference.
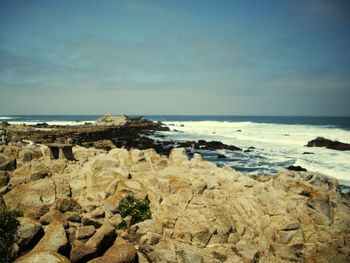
[162,120,350,185]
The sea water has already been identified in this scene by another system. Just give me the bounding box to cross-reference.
[1,115,350,186]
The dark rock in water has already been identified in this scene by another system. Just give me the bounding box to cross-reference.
[194,140,241,151]
[217,154,227,159]
[283,134,289,136]
[248,146,256,150]
[1,121,10,127]
[306,137,350,151]
[34,122,49,128]
[287,165,307,172]
[236,129,242,132]
[303,152,314,155]
[180,124,185,127]
[244,149,252,153]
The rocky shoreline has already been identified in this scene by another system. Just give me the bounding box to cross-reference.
[0,116,350,262]
[1,115,242,157]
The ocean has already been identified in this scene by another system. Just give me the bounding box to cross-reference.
[1,115,350,187]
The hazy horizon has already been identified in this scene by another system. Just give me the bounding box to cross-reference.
[1,0,350,115]
[1,114,350,118]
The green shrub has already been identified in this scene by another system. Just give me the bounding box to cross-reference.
[0,206,22,263]
[119,195,151,227]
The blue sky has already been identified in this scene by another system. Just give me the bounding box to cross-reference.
[0,0,349,115]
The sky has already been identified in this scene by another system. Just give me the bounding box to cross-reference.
[0,0,349,115]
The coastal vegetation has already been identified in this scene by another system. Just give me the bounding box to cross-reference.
[0,206,22,263]
[118,195,151,227]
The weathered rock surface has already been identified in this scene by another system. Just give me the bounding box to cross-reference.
[32,223,68,254]
[4,178,56,218]
[2,144,349,262]
[14,251,70,263]
[88,237,137,263]
[70,223,115,262]
[76,225,96,240]
[306,136,350,151]
[15,217,42,248]
[0,153,16,171]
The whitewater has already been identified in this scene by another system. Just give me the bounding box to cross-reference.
[1,115,349,186]
[157,121,350,186]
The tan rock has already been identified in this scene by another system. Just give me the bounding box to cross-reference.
[5,145,350,263]
[76,225,96,240]
[15,217,42,248]
[104,191,124,213]
[40,209,67,227]
[95,114,128,126]
[64,211,81,222]
[70,239,96,263]
[90,207,105,218]
[32,223,68,253]
[14,251,70,263]
[55,196,82,213]
[307,190,332,219]
[86,223,115,254]
[88,237,136,263]
[4,187,49,219]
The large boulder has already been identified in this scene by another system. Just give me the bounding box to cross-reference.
[9,160,50,186]
[70,223,115,262]
[3,178,56,219]
[31,223,68,254]
[88,237,137,263]
[15,217,42,248]
[94,114,128,126]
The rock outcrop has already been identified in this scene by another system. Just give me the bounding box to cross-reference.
[306,137,350,151]
[94,114,128,126]
[0,145,349,262]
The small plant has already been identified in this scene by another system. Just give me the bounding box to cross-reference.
[0,206,22,263]
[118,195,151,227]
